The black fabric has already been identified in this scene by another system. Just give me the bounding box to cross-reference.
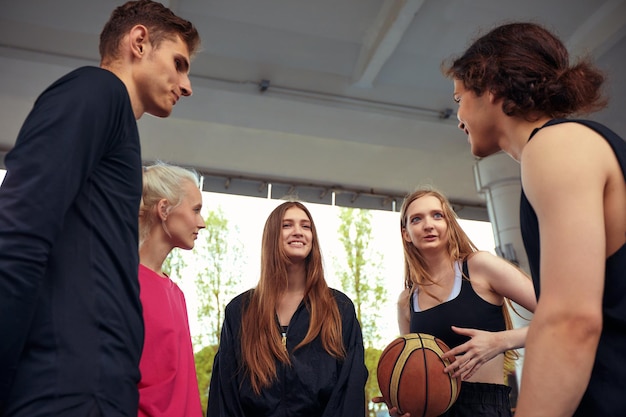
[0,67,143,416]
[207,289,368,417]
[520,118,626,416]
[87,403,103,417]
[439,382,512,417]
[409,261,506,349]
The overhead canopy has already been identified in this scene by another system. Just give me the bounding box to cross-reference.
[1,0,625,220]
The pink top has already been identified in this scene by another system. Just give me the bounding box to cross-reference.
[138,264,203,417]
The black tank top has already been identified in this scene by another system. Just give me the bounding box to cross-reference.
[520,118,626,416]
[409,260,506,349]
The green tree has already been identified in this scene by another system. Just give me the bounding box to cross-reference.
[194,344,219,415]
[336,207,387,416]
[193,207,243,347]
[365,346,384,415]
[162,247,187,280]
[191,207,244,415]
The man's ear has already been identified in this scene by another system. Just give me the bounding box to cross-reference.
[129,25,149,58]
[488,89,500,104]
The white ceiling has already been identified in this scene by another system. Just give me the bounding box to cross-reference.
[1,0,625,219]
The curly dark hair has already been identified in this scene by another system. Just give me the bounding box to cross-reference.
[99,0,200,63]
[443,22,607,120]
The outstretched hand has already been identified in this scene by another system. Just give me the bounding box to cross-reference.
[372,396,411,417]
[440,326,504,380]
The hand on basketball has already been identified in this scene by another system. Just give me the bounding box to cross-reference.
[372,396,411,417]
[441,326,504,380]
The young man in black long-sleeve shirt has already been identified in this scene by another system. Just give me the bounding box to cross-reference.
[0,2,200,416]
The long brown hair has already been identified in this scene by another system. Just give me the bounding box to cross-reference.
[399,188,519,372]
[240,201,345,394]
[443,22,606,120]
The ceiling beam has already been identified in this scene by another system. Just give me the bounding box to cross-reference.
[566,0,626,58]
[352,0,426,88]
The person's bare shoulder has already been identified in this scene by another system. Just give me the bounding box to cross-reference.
[397,287,410,306]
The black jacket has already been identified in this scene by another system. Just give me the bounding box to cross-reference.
[208,288,368,417]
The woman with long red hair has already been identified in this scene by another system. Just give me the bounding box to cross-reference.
[207,201,367,416]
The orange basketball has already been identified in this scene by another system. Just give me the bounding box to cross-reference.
[377,333,462,417]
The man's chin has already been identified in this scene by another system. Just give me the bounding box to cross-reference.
[147,107,173,118]
[471,144,499,158]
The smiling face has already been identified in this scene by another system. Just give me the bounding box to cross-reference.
[402,195,449,254]
[453,79,503,158]
[135,35,193,118]
[281,206,313,263]
[163,180,205,250]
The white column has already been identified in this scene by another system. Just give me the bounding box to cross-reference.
[474,152,534,390]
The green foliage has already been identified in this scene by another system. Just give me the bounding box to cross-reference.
[194,344,219,416]
[337,207,387,347]
[335,207,388,415]
[162,247,187,280]
[192,208,244,347]
[365,346,385,417]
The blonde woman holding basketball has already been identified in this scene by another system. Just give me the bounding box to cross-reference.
[377,188,536,417]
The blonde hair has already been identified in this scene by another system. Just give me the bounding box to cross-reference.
[400,188,477,295]
[399,187,520,375]
[138,161,200,245]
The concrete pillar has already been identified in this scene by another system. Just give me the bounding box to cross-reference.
[473,151,534,391]
[473,152,529,273]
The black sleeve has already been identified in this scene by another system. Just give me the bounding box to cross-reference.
[207,296,246,417]
[0,68,125,406]
[322,291,368,417]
